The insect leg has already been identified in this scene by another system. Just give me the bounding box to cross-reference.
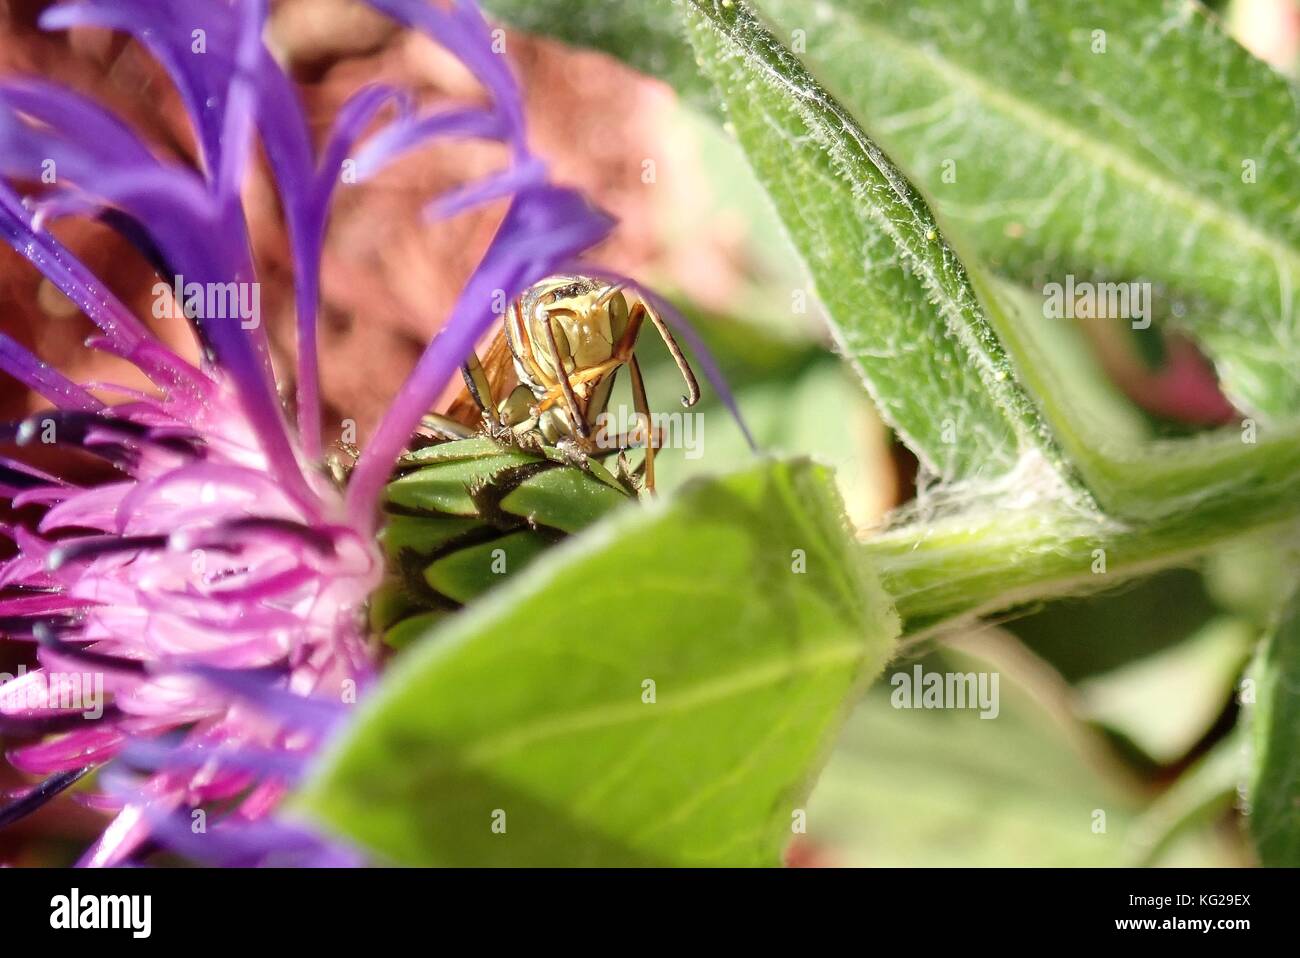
[539,314,590,440]
[591,423,667,458]
[417,413,476,441]
[627,354,656,494]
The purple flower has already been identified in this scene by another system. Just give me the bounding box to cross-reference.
[0,0,611,866]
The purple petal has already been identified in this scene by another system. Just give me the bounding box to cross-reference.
[365,0,526,150]
[351,105,504,179]
[0,182,159,358]
[185,665,348,734]
[14,22,317,516]
[41,0,253,179]
[0,333,103,412]
[0,456,66,497]
[424,155,547,220]
[118,736,305,779]
[8,729,123,776]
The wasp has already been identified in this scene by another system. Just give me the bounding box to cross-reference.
[422,275,700,493]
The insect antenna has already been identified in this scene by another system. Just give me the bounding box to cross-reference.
[594,282,628,309]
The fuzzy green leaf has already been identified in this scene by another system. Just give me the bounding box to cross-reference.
[679,0,1047,484]
[298,459,898,866]
[757,0,1300,419]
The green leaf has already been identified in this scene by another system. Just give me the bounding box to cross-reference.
[1246,585,1300,866]
[754,0,1300,419]
[807,638,1141,866]
[678,0,1046,484]
[297,459,899,866]
[489,1,1300,511]
[662,355,897,529]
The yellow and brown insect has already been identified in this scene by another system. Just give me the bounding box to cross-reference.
[424,274,700,492]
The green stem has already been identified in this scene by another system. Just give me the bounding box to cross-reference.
[867,485,1300,635]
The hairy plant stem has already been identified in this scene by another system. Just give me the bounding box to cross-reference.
[867,492,1300,637]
